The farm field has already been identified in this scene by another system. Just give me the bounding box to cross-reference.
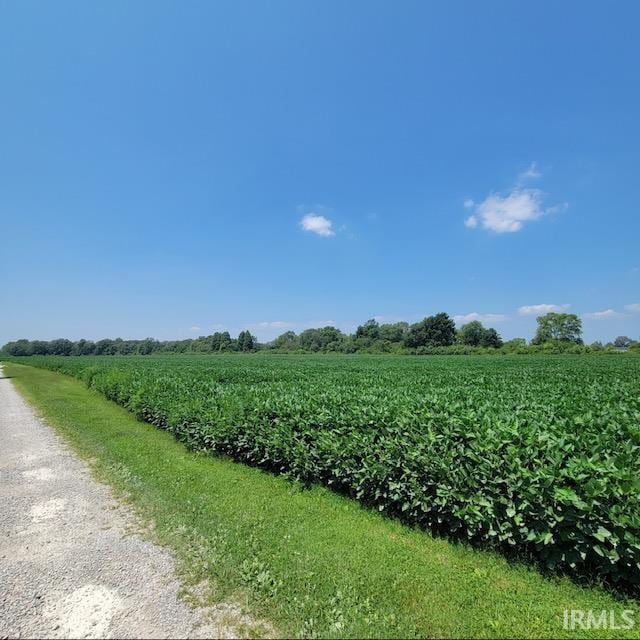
[4,358,640,639]
[9,353,640,595]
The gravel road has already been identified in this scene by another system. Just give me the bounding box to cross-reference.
[0,366,261,639]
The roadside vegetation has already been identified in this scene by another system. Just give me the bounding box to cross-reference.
[5,361,640,639]
[2,312,638,356]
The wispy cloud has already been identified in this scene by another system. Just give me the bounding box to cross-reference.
[583,309,626,319]
[464,215,478,229]
[189,325,201,332]
[518,303,570,316]
[249,319,336,332]
[624,303,640,313]
[453,312,508,324]
[300,212,335,237]
[464,165,566,233]
[253,321,296,329]
[517,161,542,183]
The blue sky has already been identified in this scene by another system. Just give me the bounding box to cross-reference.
[1,0,639,344]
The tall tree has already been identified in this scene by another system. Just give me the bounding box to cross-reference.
[458,320,485,346]
[532,313,582,344]
[405,313,456,348]
[211,331,233,352]
[237,330,255,352]
[480,327,502,348]
[458,321,502,348]
[355,319,380,341]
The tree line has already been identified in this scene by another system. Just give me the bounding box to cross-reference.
[1,330,257,356]
[2,312,638,356]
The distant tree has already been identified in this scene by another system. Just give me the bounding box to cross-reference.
[237,330,256,352]
[137,338,160,355]
[3,339,32,356]
[320,326,346,351]
[405,313,456,348]
[94,339,116,355]
[31,340,51,355]
[378,322,409,343]
[457,321,502,348]
[209,331,233,352]
[355,319,380,342]
[614,336,633,349]
[49,338,73,356]
[298,328,320,351]
[114,339,137,355]
[480,327,503,348]
[458,321,485,346]
[272,331,299,350]
[502,338,527,352]
[532,313,582,344]
[162,340,189,353]
[112,338,125,354]
[299,326,345,352]
[187,336,204,352]
[72,339,95,355]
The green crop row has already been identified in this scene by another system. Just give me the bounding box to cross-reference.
[10,354,640,593]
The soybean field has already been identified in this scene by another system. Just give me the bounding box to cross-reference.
[11,354,640,593]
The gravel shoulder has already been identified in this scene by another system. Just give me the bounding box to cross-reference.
[0,366,254,639]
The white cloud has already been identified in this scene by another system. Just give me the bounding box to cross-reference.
[453,312,508,325]
[464,164,565,233]
[624,303,640,313]
[518,303,569,316]
[518,162,542,182]
[300,212,335,237]
[189,326,201,332]
[583,309,626,319]
[469,188,545,233]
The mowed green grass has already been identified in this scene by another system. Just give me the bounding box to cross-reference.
[6,361,640,639]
